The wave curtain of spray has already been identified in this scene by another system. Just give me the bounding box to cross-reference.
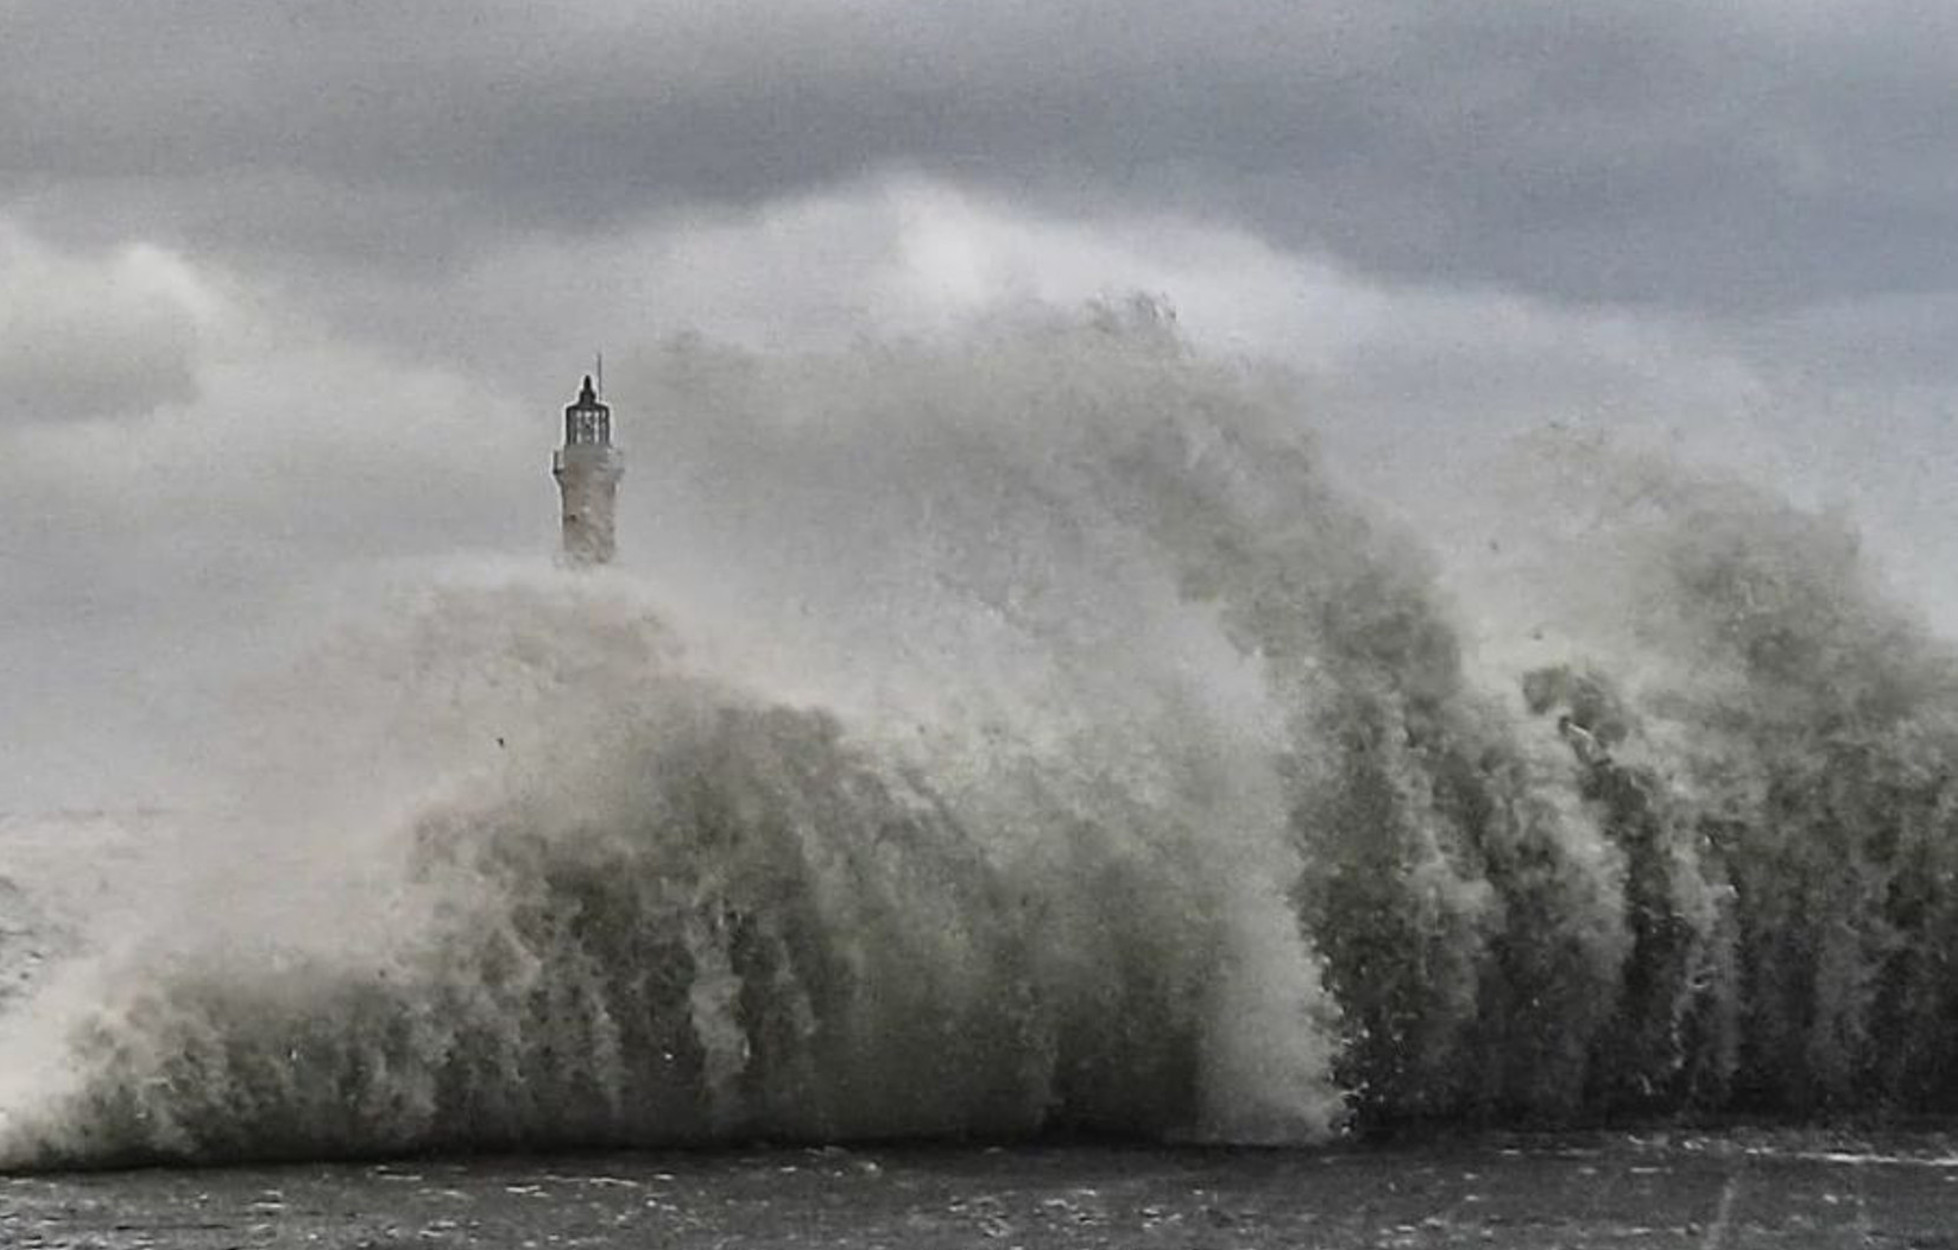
[2,305,1955,1166]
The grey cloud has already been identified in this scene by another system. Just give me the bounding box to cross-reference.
[7,1,1958,309]
[0,238,202,422]
[0,321,198,424]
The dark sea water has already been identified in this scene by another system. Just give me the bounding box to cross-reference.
[7,1132,1957,1248]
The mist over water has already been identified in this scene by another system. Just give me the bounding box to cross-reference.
[3,305,1956,1167]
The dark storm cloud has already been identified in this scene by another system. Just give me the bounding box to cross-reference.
[6,0,1955,308]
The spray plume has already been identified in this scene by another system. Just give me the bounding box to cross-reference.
[1,305,1955,1166]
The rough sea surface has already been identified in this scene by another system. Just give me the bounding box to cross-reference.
[7,1133,1958,1247]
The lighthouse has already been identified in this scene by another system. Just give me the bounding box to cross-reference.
[552,374,623,565]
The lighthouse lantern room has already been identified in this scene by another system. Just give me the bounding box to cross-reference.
[552,374,624,565]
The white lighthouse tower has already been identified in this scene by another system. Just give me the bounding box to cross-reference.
[553,374,623,565]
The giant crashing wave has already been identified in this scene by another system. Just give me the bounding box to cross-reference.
[5,306,1958,1168]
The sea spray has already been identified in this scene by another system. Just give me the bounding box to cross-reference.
[6,311,1958,1165]
[0,582,1344,1162]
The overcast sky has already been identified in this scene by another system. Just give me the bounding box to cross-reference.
[6,0,1958,807]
